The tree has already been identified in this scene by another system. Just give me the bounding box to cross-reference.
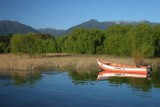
[0,42,5,53]
[130,24,155,57]
[153,25,160,57]
[44,39,57,53]
[10,33,57,57]
[104,25,133,56]
[56,36,66,53]
[60,28,105,54]
[10,34,25,55]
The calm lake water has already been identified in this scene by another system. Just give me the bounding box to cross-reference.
[0,70,160,107]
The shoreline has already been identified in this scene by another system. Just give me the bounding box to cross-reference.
[0,54,159,72]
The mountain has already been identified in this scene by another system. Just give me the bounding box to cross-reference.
[38,19,116,36]
[69,19,116,29]
[40,19,160,36]
[2,19,159,36]
[64,19,115,35]
[111,20,160,25]
[37,28,65,37]
[64,19,160,35]
[0,20,39,35]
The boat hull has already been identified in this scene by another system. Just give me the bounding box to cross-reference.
[97,59,148,73]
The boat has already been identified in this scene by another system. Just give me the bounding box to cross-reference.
[97,59,152,74]
[97,70,149,80]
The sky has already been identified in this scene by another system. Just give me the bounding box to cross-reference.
[0,0,160,29]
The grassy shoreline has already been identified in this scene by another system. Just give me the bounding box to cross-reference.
[0,54,159,72]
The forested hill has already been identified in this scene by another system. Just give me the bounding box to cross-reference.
[63,19,115,35]
[0,20,39,35]
[38,19,160,36]
[1,19,160,36]
[65,19,160,35]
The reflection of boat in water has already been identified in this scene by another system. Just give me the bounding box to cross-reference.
[97,59,152,74]
[97,70,150,80]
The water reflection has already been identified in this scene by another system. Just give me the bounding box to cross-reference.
[0,70,42,86]
[12,71,42,86]
[0,69,160,92]
[97,69,160,92]
[67,69,160,92]
[67,70,98,85]
[107,77,152,92]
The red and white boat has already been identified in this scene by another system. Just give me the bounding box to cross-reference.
[97,70,148,80]
[97,59,151,74]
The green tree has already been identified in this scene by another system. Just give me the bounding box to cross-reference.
[130,24,155,57]
[44,39,57,53]
[0,42,5,53]
[56,36,66,53]
[153,25,160,57]
[10,34,25,55]
[104,25,132,56]
[60,28,105,54]
[10,33,57,57]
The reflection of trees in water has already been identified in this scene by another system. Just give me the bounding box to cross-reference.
[151,71,160,88]
[0,70,42,86]
[1,68,160,91]
[67,70,99,85]
[106,71,160,92]
[67,69,160,92]
[12,71,42,86]
[107,77,152,92]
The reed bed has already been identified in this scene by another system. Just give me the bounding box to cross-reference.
[0,54,159,72]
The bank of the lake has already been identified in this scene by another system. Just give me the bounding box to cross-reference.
[0,54,159,72]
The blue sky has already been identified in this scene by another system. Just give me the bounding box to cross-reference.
[0,0,160,29]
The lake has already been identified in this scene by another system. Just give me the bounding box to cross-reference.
[0,70,160,107]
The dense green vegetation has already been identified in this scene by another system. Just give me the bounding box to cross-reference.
[0,34,12,53]
[0,23,160,57]
[58,28,105,54]
[57,24,160,57]
[10,33,57,57]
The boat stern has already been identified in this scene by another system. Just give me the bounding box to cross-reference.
[147,66,152,79]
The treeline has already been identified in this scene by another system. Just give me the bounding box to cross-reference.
[10,33,57,57]
[0,23,160,57]
[0,34,12,53]
[0,33,57,57]
[57,24,160,57]
[56,28,105,54]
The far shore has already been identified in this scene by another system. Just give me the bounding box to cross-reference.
[0,53,159,72]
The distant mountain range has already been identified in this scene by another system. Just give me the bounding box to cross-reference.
[37,19,160,36]
[37,28,65,37]
[0,20,39,35]
[0,19,160,36]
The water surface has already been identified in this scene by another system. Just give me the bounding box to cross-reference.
[0,70,160,107]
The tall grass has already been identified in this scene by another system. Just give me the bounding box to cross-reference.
[0,54,159,72]
[0,54,99,71]
[132,52,145,66]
